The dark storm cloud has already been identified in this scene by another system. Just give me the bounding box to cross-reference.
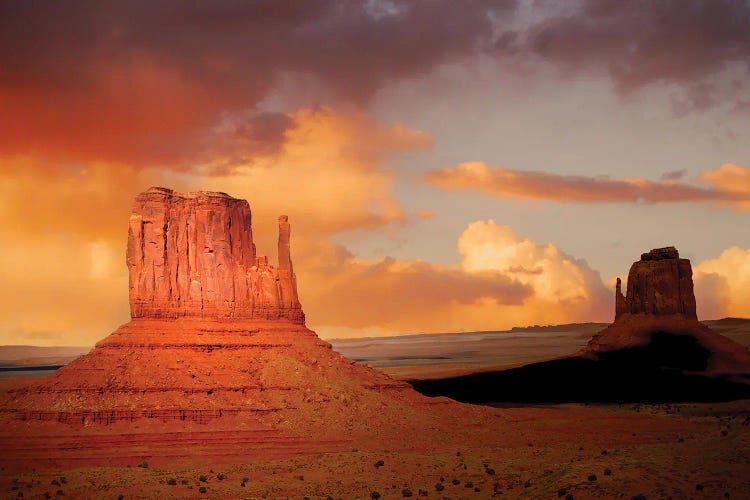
[660,169,688,181]
[525,0,750,99]
[0,0,516,166]
[2,0,747,168]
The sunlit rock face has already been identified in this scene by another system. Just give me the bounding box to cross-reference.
[127,187,304,322]
[615,246,696,319]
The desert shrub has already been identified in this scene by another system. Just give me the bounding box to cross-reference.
[419,489,428,496]
[696,484,704,491]
[630,495,647,500]
[199,486,207,494]
[181,480,189,485]
[558,487,567,497]
[601,450,608,456]
[588,475,597,482]
[51,480,60,487]
[137,462,149,468]
[43,493,51,499]
[451,479,460,485]
[59,478,67,484]
[604,468,612,476]
[217,473,226,481]
[485,467,495,475]
[524,480,531,488]
[167,478,177,486]
[374,460,385,468]
[566,495,574,500]
[17,492,23,497]
[401,488,413,497]
[435,483,444,492]
[464,481,474,488]
[199,475,208,483]
[56,491,64,496]
[370,492,381,499]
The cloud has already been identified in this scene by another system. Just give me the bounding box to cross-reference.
[199,107,432,240]
[694,246,750,319]
[0,235,130,346]
[414,209,435,219]
[423,161,750,208]
[0,108,432,344]
[457,220,610,321]
[523,0,750,107]
[307,220,611,337]
[698,163,750,210]
[0,157,181,240]
[0,0,512,167]
[301,251,532,334]
[660,169,687,181]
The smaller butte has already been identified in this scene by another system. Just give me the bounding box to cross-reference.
[583,246,750,377]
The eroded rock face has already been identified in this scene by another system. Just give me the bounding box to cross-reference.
[127,187,304,322]
[615,246,696,319]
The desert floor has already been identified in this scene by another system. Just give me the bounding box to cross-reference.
[1,399,748,499]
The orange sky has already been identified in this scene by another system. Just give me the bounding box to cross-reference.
[1,1,749,345]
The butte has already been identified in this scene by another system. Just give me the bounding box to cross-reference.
[413,247,750,403]
[0,188,495,469]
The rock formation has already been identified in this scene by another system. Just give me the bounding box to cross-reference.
[585,246,750,376]
[414,246,750,404]
[2,187,490,467]
[614,246,696,319]
[127,187,303,322]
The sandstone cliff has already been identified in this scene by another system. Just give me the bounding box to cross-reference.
[615,247,696,319]
[127,187,303,322]
[585,246,750,377]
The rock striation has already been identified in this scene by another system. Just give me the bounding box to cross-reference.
[615,247,696,319]
[127,187,303,322]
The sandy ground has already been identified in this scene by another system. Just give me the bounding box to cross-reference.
[2,317,749,499]
[1,400,748,499]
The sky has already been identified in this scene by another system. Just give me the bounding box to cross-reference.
[1,0,749,345]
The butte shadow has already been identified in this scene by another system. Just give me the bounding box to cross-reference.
[411,247,750,404]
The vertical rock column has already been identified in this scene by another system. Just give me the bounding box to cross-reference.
[277,215,301,311]
[615,278,627,319]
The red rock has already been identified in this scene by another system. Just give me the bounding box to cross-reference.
[615,246,696,319]
[127,187,304,322]
[1,186,493,463]
[585,246,750,378]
